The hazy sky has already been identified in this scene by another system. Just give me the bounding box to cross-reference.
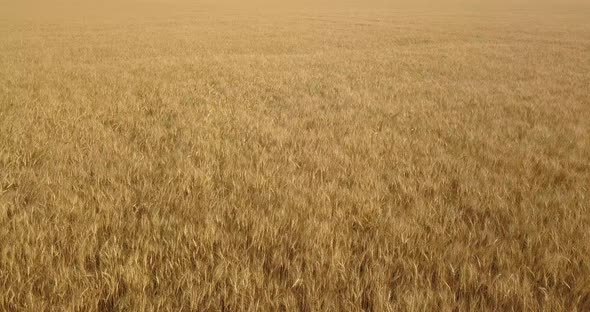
[2,0,589,21]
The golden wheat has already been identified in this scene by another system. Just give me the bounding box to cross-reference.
[1,1,590,311]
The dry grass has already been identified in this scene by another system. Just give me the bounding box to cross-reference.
[1,1,590,311]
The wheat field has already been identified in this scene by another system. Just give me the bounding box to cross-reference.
[1,0,590,311]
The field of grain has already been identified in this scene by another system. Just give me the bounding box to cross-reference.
[1,1,590,310]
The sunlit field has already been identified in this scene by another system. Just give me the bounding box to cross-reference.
[1,1,590,310]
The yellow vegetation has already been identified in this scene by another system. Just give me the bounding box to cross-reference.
[1,1,590,310]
